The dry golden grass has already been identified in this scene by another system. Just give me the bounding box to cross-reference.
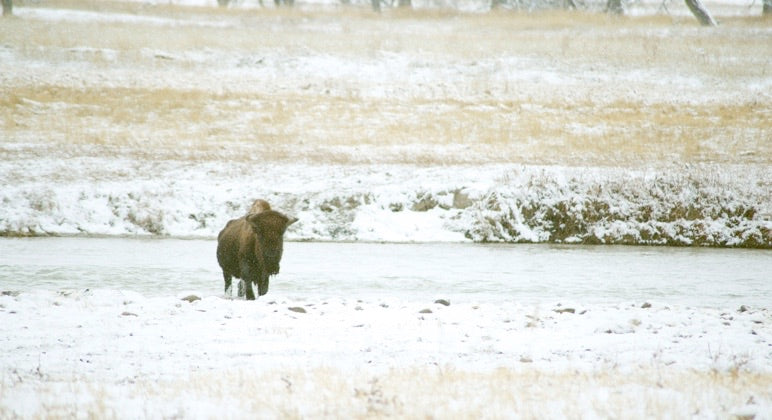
[3,84,767,165]
[1,1,770,165]
[3,366,770,418]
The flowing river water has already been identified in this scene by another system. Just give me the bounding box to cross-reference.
[0,237,769,308]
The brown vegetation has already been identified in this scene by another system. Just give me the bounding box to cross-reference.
[1,3,769,166]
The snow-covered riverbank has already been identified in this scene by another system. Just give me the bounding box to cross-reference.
[2,158,769,247]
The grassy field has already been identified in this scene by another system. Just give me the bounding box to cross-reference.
[3,366,770,418]
[1,1,770,166]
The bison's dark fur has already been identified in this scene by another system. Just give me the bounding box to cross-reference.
[216,203,297,300]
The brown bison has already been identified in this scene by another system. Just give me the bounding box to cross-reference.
[216,200,297,300]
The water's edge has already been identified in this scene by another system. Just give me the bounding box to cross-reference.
[2,237,769,308]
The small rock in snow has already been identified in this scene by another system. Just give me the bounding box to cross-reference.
[641,302,652,309]
[553,308,575,314]
[600,325,634,334]
[121,311,138,317]
[434,299,451,306]
[739,305,750,313]
[732,405,758,420]
[288,306,307,314]
[419,308,433,314]
[181,295,201,303]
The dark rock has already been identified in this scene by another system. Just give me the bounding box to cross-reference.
[641,302,652,309]
[553,308,575,314]
[121,312,138,317]
[434,299,451,306]
[181,295,201,303]
[288,306,307,314]
[419,308,433,314]
[739,305,750,313]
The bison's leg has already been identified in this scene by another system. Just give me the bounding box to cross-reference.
[239,261,257,300]
[244,280,256,300]
[223,273,233,297]
[257,274,269,297]
[237,280,255,299]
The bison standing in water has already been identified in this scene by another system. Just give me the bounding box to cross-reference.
[216,200,297,300]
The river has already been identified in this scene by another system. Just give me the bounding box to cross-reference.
[0,237,769,308]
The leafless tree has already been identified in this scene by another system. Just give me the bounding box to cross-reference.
[605,0,623,14]
[2,0,12,16]
[684,0,717,25]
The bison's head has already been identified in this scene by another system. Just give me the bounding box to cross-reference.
[246,210,298,275]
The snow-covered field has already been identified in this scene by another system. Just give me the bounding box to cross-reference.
[1,1,771,418]
[1,287,771,418]
[1,1,770,247]
[1,239,771,418]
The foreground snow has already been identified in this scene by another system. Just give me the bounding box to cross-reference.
[1,289,770,418]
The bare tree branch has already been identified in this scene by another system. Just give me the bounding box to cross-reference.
[684,0,717,25]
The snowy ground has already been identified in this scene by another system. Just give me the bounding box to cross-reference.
[1,2,771,418]
[1,288,771,418]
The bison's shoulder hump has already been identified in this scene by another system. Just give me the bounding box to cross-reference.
[218,217,248,238]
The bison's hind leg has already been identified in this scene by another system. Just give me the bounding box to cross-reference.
[237,280,245,298]
[223,273,233,298]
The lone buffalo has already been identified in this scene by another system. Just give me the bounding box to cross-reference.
[216,201,297,300]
